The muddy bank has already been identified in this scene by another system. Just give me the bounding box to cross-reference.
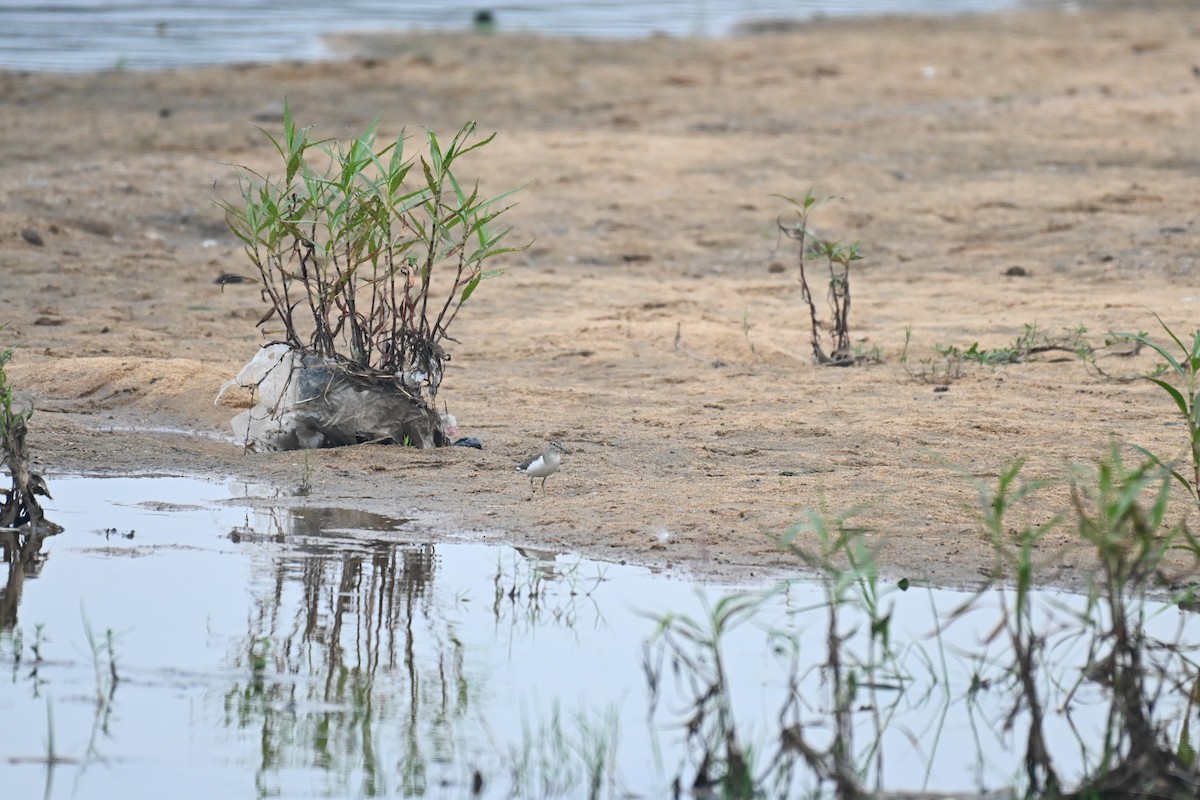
[2,5,1200,587]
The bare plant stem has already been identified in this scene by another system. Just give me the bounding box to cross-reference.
[776,191,861,366]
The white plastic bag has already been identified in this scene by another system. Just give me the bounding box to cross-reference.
[220,345,444,451]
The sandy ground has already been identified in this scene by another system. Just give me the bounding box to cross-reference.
[3,4,1200,589]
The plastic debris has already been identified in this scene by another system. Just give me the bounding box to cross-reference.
[219,344,449,451]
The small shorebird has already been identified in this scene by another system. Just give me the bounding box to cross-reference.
[517,441,568,492]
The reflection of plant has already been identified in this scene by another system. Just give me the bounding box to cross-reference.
[646,445,1200,798]
[645,592,761,797]
[4,618,121,770]
[1066,449,1200,795]
[221,523,625,798]
[30,622,45,664]
[644,506,909,799]
[81,613,120,761]
[970,448,1200,799]
[225,536,456,796]
[778,507,910,799]
[222,101,522,404]
[491,550,607,632]
[775,190,863,366]
[82,615,120,703]
[506,703,622,800]
[970,460,1063,796]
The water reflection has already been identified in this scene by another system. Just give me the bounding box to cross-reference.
[0,478,653,799]
[3,477,1200,799]
[225,507,460,796]
[1,506,60,631]
[222,504,623,796]
[0,533,48,630]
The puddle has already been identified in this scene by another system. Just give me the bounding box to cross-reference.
[93,424,238,443]
[2,476,1199,798]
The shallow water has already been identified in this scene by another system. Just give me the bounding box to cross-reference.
[2,476,1197,798]
[0,0,1030,72]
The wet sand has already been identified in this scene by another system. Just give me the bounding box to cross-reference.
[3,4,1200,588]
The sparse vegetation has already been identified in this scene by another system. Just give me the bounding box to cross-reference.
[775,191,865,366]
[901,322,1096,384]
[221,101,524,448]
[934,322,1091,366]
[0,336,57,561]
[505,703,622,800]
[1112,316,1200,503]
[644,591,764,797]
[972,447,1200,799]
[645,439,1200,799]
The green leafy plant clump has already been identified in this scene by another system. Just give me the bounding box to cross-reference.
[221,102,523,407]
[1113,315,1200,504]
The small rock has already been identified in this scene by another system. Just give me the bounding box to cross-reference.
[1004,265,1029,277]
[252,103,286,122]
[473,9,495,31]
[21,228,43,246]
